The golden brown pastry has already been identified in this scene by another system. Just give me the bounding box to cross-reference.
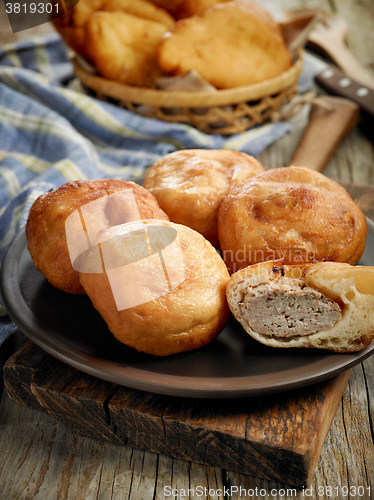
[70,0,174,27]
[52,17,91,62]
[102,0,175,26]
[85,11,169,86]
[56,0,174,28]
[218,166,367,273]
[79,220,230,356]
[143,149,265,247]
[157,0,292,89]
[52,0,105,62]
[26,180,168,295]
[53,0,174,63]
[226,260,374,352]
[151,0,231,19]
[70,0,105,27]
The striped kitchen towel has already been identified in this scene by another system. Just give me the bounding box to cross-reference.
[0,33,321,343]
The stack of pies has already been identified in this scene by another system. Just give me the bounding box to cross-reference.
[53,0,292,88]
[26,150,374,355]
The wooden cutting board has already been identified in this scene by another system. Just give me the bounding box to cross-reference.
[3,183,374,488]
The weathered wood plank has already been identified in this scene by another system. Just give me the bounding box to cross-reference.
[337,0,374,71]
[220,361,374,499]
[0,1,373,498]
[2,338,352,487]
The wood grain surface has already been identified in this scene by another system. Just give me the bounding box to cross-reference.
[2,340,352,488]
[0,0,374,498]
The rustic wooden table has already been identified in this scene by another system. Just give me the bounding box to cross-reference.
[0,0,374,499]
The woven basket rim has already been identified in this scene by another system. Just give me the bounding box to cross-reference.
[73,51,303,108]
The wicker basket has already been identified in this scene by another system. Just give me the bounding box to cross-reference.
[72,53,303,135]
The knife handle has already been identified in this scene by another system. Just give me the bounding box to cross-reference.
[315,65,374,119]
[289,95,360,172]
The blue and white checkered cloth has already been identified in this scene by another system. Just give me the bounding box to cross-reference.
[0,33,323,345]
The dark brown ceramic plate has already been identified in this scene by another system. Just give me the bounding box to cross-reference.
[1,219,374,398]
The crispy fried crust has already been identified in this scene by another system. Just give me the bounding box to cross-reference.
[26,180,168,294]
[79,220,230,356]
[151,0,231,19]
[53,0,174,69]
[226,261,374,352]
[157,0,292,88]
[69,0,174,27]
[70,0,105,27]
[52,0,104,61]
[52,20,91,61]
[102,0,175,26]
[218,166,367,273]
[143,149,265,247]
[85,11,168,86]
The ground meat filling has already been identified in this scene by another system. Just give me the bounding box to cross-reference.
[240,280,342,338]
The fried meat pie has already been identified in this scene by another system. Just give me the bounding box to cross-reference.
[227,261,374,352]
